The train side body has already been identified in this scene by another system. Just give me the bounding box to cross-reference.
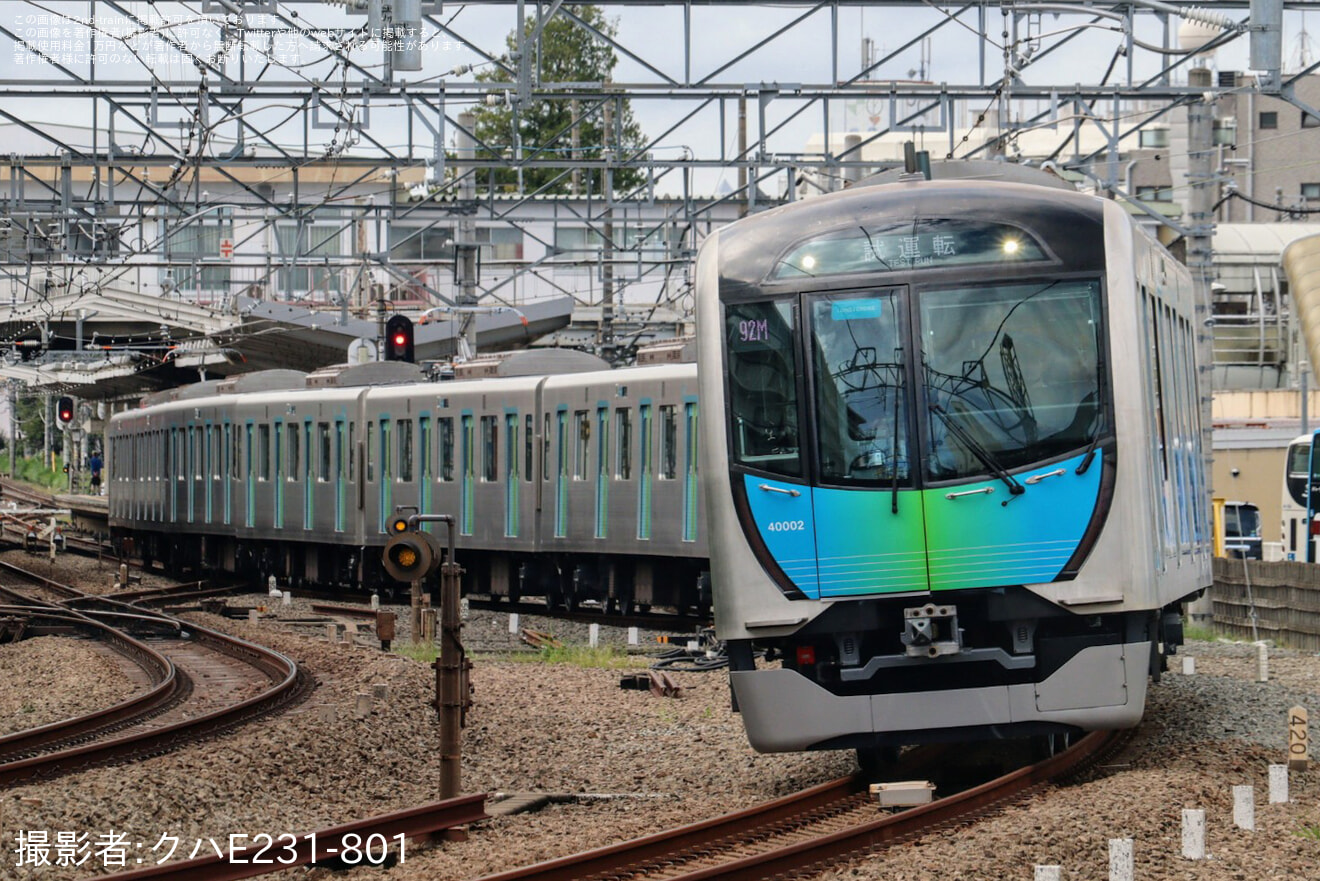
[107,363,709,611]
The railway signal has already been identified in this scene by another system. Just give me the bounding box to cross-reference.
[382,515,442,581]
[56,396,75,427]
[384,315,415,363]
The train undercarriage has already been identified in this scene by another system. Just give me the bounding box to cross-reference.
[113,528,712,615]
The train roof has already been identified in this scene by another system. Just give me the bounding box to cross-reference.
[713,178,1106,293]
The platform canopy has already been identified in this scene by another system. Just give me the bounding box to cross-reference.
[0,291,575,401]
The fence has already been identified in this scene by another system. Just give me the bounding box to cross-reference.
[1212,557,1320,650]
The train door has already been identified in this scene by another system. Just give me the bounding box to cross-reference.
[637,402,653,540]
[303,419,314,531]
[223,423,232,525]
[460,412,475,535]
[244,422,256,529]
[333,417,346,533]
[505,410,520,538]
[203,422,212,524]
[274,420,284,529]
[418,413,432,531]
[378,415,392,534]
[186,426,195,524]
[594,404,609,538]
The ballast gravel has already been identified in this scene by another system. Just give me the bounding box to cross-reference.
[0,638,138,736]
[2,551,1318,881]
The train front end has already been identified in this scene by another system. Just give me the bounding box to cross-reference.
[697,177,1205,757]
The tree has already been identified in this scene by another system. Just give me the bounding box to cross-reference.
[472,5,647,196]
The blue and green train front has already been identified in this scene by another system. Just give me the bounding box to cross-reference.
[696,179,1158,753]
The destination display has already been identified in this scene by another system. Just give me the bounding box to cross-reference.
[772,219,1047,279]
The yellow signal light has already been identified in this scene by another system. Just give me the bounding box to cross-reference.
[381,529,443,582]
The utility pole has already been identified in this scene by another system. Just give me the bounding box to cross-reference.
[8,383,16,476]
[353,196,368,327]
[601,95,615,361]
[43,394,51,471]
[1187,66,1217,498]
[570,98,581,197]
[737,95,748,215]
[456,111,479,360]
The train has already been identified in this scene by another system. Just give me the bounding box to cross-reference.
[107,167,1212,766]
[694,170,1213,765]
[106,352,711,615]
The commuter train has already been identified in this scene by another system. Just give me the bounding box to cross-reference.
[106,354,710,614]
[694,172,1213,764]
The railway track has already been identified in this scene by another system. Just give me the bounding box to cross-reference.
[0,559,310,786]
[473,729,1130,881]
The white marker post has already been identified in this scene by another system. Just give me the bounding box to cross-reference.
[1182,656,1195,675]
[1257,643,1269,683]
[1108,838,1133,881]
[1181,809,1205,859]
[1034,866,1061,881]
[1269,764,1289,804]
[508,613,520,635]
[589,623,600,648]
[628,626,639,646]
[1233,785,1255,831]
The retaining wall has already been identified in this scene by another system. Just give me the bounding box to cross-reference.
[1212,557,1320,650]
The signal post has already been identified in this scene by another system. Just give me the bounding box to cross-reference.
[382,511,470,800]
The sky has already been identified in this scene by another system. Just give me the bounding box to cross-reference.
[2,1,1317,197]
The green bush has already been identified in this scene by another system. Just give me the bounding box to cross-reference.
[10,456,68,492]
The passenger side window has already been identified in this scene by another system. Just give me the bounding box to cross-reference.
[397,419,413,482]
[439,417,455,481]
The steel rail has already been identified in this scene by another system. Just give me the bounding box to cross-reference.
[0,612,182,763]
[0,563,308,786]
[472,730,1126,881]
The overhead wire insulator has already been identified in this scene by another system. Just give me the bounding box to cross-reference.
[1177,5,1235,29]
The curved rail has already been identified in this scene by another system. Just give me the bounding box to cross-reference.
[0,562,309,786]
[472,729,1128,881]
[0,610,185,764]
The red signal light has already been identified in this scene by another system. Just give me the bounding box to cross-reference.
[384,315,415,363]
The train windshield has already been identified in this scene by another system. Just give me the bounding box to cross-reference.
[725,299,802,476]
[808,290,911,485]
[919,279,1104,481]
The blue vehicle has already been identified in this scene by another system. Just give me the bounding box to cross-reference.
[696,170,1212,765]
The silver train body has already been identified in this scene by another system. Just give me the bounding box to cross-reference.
[106,358,709,612]
[695,178,1212,754]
